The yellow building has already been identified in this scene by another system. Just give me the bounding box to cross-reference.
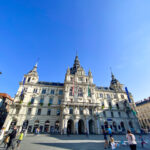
[136,98,150,130]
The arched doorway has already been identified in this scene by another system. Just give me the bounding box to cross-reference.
[67,119,74,134]
[44,120,50,133]
[120,121,125,132]
[55,121,60,134]
[89,120,95,134]
[78,119,84,134]
[33,120,39,133]
[22,120,28,131]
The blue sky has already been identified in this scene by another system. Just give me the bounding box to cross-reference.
[0,0,150,101]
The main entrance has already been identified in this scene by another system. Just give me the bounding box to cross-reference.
[78,119,84,134]
[89,120,95,134]
[67,119,74,134]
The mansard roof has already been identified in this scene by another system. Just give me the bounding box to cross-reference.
[96,86,113,91]
[37,81,64,86]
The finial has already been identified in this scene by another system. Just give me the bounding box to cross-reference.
[35,57,40,67]
[76,50,78,56]
[110,67,114,79]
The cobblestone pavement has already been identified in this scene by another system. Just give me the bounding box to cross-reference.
[0,134,150,150]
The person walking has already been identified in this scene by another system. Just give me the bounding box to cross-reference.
[17,131,24,149]
[126,130,137,150]
[6,126,17,150]
[107,126,112,148]
[102,129,108,149]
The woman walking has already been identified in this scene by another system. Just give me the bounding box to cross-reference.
[102,129,108,149]
[126,130,137,150]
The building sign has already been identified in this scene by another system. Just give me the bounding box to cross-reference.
[107,118,112,122]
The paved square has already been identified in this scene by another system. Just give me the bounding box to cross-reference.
[1,134,150,150]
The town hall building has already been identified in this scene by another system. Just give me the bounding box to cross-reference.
[4,56,140,134]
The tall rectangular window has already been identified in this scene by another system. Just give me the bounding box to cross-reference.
[111,112,114,117]
[78,88,83,97]
[27,108,32,115]
[42,89,46,94]
[39,98,44,105]
[57,109,60,116]
[50,89,55,95]
[58,99,61,105]
[69,108,73,114]
[49,98,53,105]
[33,88,38,93]
[69,87,73,96]
[80,107,83,115]
[59,90,63,95]
[37,109,41,115]
[47,109,51,115]
[89,109,92,115]
[31,98,34,104]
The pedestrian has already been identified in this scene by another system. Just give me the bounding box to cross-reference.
[102,129,108,149]
[6,126,18,150]
[139,135,145,148]
[126,130,137,150]
[17,131,24,149]
[110,137,117,150]
[2,134,9,148]
[107,126,112,147]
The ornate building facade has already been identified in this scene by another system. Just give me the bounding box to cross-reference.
[136,98,150,131]
[4,56,140,134]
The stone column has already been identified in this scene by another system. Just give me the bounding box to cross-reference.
[63,118,68,134]
[74,119,79,134]
[96,118,100,134]
[86,118,89,134]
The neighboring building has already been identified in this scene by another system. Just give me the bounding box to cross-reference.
[3,56,140,134]
[0,93,13,129]
[136,98,150,130]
